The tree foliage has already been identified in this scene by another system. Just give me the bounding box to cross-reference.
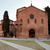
[44,6,50,34]
[2,11,10,37]
[44,6,50,25]
[9,30,13,37]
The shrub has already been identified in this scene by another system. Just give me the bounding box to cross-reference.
[9,30,13,37]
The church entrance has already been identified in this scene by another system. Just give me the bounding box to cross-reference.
[29,29,35,38]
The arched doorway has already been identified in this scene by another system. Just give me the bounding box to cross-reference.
[29,29,35,38]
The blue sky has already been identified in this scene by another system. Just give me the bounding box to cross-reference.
[0,0,50,21]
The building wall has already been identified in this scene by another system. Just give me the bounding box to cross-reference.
[0,24,3,37]
[16,5,48,38]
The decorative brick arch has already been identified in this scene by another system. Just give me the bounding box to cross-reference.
[27,26,38,38]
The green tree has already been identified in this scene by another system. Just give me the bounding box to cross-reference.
[44,6,50,35]
[9,30,13,37]
[2,11,10,37]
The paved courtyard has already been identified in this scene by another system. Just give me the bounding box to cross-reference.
[0,37,50,50]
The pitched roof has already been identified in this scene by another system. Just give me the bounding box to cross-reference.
[18,7,27,12]
[17,5,45,13]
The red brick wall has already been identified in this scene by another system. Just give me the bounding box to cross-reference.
[0,24,3,37]
[16,6,48,38]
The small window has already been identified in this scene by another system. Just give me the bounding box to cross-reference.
[41,19,43,23]
[20,19,22,21]
[27,19,29,23]
[20,24,22,25]
[35,19,36,23]
[30,15,34,19]
[16,24,18,25]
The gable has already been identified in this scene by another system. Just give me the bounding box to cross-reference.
[18,6,46,19]
[18,5,45,14]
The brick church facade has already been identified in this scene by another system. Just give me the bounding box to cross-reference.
[0,4,49,38]
[14,4,49,38]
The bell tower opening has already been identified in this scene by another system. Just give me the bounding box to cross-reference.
[29,29,35,38]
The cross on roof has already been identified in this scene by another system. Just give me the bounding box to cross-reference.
[31,0,32,6]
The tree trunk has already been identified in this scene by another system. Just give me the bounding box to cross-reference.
[4,32,7,37]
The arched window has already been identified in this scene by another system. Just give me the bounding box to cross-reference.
[20,24,22,25]
[30,15,34,19]
[16,24,18,25]
[27,19,29,23]
[35,19,36,23]
[20,19,22,21]
[41,19,43,23]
